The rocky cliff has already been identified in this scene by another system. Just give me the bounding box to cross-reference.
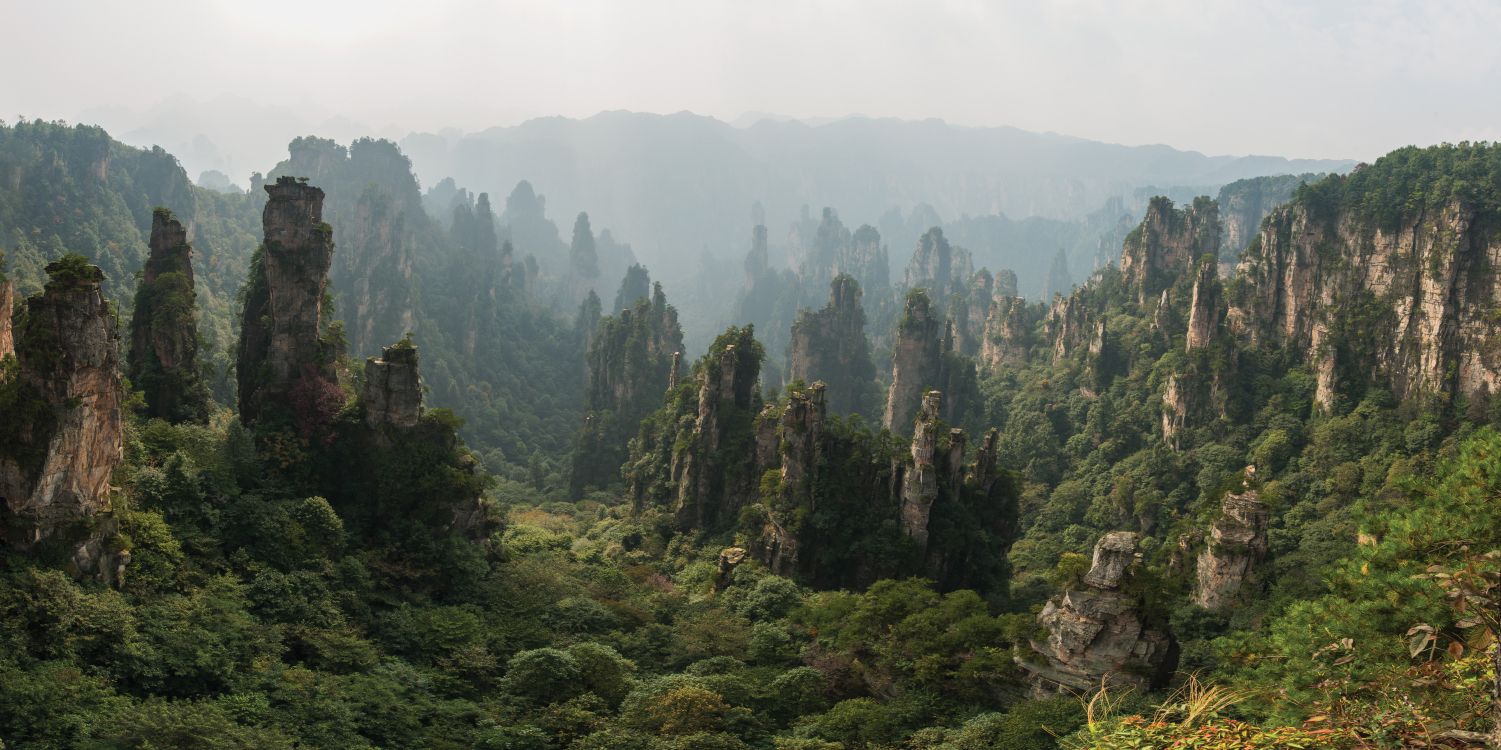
[1023,531,1175,695]
[629,328,1017,594]
[789,275,878,417]
[1228,151,1501,411]
[1119,196,1220,303]
[0,257,125,583]
[1185,255,1224,351]
[571,281,684,496]
[363,339,423,429]
[127,208,211,423]
[979,291,1033,371]
[903,227,973,301]
[1193,483,1270,611]
[236,176,339,430]
[1216,174,1312,260]
[271,138,419,360]
[626,326,764,531]
[885,289,982,432]
[0,278,13,361]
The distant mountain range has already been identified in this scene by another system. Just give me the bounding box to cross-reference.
[87,102,1353,289]
[396,111,1354,281]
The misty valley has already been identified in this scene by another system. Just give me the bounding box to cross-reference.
[3,15,1501,748]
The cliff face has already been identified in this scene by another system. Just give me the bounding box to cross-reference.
[903,227,973,301]
[1119,196,1220,303]
[1194,484,1270,611]
[1229,193,1501,411]
[626,326,764,531]
[789,275,878,417]
[1023,532,1175,695]
[755,382,827,575]
[0,278,13,361]
[898,390,944,547]
[128,208,211,423]
[1185,256,1224,351]
[746,383,1017,594]
[237,176,338,428]
[571,281,684,496]
[885,290,947,430]
[1216,174,1311,260]
[979,293,1032,371]
[273,138,420,360]
[0,258,125,583]
[363,341,423,429]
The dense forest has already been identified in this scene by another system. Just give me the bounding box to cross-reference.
[2,117,1500,750]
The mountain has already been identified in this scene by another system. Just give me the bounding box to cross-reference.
[401,111,1353,280]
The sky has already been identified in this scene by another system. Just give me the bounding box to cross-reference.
[4,0,1500,165]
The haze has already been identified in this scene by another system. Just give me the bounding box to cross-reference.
[6,0,1500,176]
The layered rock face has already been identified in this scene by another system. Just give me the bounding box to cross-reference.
[1229,194,1501,410]
[363,341,423,429]
[1194,485,1270,611]
[1119,196,1220,303]
[0,259,124,583]
[1023,532,1175,695]
[237,177,338,426]
[128,208,211,423]
[789,275,878,416]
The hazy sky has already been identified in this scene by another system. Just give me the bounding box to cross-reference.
[5,0,1499,161]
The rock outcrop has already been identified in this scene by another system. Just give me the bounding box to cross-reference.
[1194,484,1270,611]
[237,176,339,428]
[0,258,125,584]
[1185,256,1224,351]
[789,275,878,416]
[571,281,684,496]
[790,208,889,294]
[885,290,981,432]
[980,294,1032,370]
[1216,174,1311,259]
[128,208,211,423]
[1228,165,1501,410]
[0,278,13,361]
[886,290,948,430]
[1023,531,1175,695]
[1047,293,1093,362]
[631,328,1018,595]
[903,227,973,300]
[898,391,943,547]
[1119,196,1220,303]
[363,340,423,429]
[627,326,764,531]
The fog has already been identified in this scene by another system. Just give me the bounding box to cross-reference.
[5,0,1500,179]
